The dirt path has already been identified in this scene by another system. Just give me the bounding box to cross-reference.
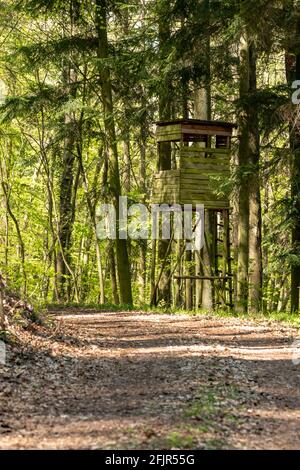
[1,310,300,449]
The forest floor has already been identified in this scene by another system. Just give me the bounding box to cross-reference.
[1,309,300,450]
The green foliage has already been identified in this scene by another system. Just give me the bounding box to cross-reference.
[0,0,297,315]
[165,431,195,449]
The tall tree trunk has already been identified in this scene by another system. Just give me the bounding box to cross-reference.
[139,115,147,304]
[55,0,80,301]
[156,15,172,306]
[262,180,269,313]
[286,16,300,312]
[236,34,251,313]
[56,102,76,301]
[194,0,212,310]
[122,8,131,195]
[56,3,79,301]
[95,0,132,305]
[248,44,263,313]
[194,87,212,309]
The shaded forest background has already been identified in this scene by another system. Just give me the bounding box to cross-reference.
[0,0,299,315]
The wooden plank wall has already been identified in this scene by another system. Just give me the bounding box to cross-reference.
[152,142,231,209]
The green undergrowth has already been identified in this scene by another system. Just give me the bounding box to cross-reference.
[42,301,134,312]
[142,305,300,328]
[151,384,242,450]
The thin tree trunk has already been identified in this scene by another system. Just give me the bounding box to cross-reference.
[138,119,147,304]
[194,0,211,309]
[156,15,172,306]
[1,182,27,297]
[185,249,193,310]
[108,241,119,305]
[150,239,157,306]
[286,19,300,312]
[194,86,212,309]
[202,211,214,309]
[248,44,263,313]
[56,63,77,302]
[95,0,132,305]
[236,33,251,313]
[262,180,269,313]
[76,142,105,304]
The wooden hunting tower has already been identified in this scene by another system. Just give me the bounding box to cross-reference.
[151,119,236,311]
[153,119,235,208]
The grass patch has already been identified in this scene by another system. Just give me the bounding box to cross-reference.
[41,301,300,328]
[43,301,135,312]
[151,385,242,450]
[165,431,196,449]
[142,304,300,327]
[184,390,217,420]
[203,438,227,450]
